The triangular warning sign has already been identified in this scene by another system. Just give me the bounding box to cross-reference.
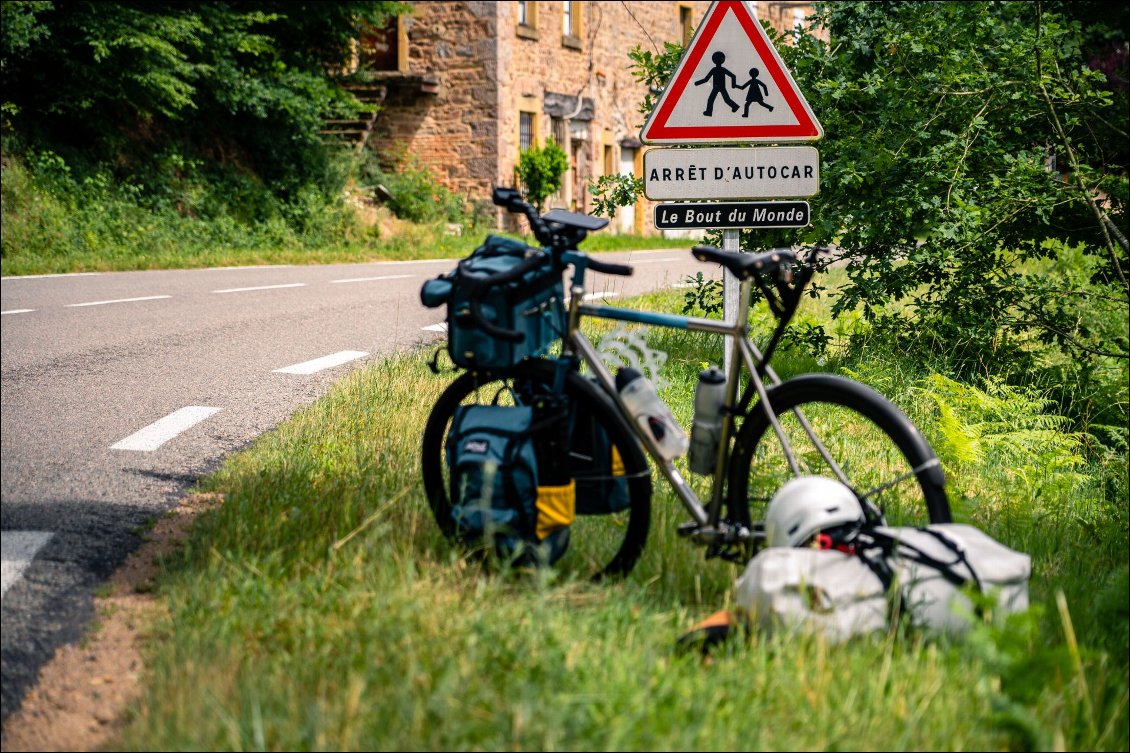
[640,0,822,144]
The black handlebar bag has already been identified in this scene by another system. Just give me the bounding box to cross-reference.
[421,235,565,370]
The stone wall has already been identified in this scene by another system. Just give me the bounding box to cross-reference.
[369,2,500,206]
[760,1,816,38]
[496,1,712,232]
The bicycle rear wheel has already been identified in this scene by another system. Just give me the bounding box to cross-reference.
[727,373,950,535]
[421,359,652,579]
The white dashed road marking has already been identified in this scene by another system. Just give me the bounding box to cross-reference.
[213,283,306,294]
[1,532,54,602]
[65,295,171,308]
[422,323,447,333]
[273,350,369,375]
[1,272,101,280]
[330,274,414,284]
[379,258,461,266]
[111,406,223,452]
[2,309,35,315]
[203,265,293,271]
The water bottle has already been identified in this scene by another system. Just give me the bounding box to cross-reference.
[689,366,726,474]
[615,367,688,461]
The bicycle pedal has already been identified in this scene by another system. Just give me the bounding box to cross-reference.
[677,521,702,537]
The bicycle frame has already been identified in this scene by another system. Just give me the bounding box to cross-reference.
[556,250,843,553]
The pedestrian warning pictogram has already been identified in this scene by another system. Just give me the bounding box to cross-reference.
[640,0,823,144]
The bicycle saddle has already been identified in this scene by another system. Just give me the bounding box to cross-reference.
[692,245,796,280]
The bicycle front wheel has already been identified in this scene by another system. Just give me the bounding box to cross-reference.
[727,374,950,533]
[421,360,652,579]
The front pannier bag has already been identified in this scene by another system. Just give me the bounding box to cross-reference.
[420,235,564,370]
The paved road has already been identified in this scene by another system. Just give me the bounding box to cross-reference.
[0,248,716,724]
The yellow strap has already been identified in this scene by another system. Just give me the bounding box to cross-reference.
[611,446,625,476]
[536,480,576,539]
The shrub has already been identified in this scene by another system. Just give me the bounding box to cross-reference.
[357,152,468,224]
[516,139,569,212]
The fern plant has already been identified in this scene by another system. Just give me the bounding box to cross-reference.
[920,374,1090,503]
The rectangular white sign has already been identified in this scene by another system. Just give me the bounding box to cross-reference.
[643,146,819,200]
[654,201,810,229]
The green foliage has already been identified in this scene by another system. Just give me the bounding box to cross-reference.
[680,271,724,317]
[515,139,569,212]
[576,232,688,252]
[0,1,406,249]
[678,270,832,359]
[0,146,679,274]
[1092,565,1130,657]
[0,2,52,67]
[0,149,361,273]
[787,2,1127,364]
[1,1,404,130]
[841,238,1130,435]
[920,374,1090,500]
[627,40,686,120]
[356,151,472,225]
[957,599,1130,752]
[780,321,832,359]
[587,173,643,220]
[595,2,1129,414]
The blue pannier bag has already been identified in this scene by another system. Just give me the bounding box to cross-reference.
[446,403,572,565]
[571,397,631,515]
[420,235,564,370]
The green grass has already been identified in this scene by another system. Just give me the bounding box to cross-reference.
[0,157,689,276]
[0,213,684,276]
[114,290,1128,751]
[579,231,692,252]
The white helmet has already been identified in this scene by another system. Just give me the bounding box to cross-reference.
[764,476,864,547]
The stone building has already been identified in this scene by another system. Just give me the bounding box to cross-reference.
[362,1,814,233]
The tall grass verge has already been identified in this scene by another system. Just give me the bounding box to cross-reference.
[117,287,1127,750]
[1,153,687,276]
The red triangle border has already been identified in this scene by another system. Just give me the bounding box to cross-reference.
[641,1,820,142]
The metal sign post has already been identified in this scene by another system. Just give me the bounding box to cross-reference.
[722,228,741,373]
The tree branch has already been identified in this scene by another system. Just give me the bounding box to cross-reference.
[1035,3,1129,291]
[620,0,659,54]
[945,97,993,210]
[1014,314,1129,359]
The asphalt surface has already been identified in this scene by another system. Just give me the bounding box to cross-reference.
[0,247,715,725]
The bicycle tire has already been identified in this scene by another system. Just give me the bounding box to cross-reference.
[726,374,951,533]
[421,360,652,579]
